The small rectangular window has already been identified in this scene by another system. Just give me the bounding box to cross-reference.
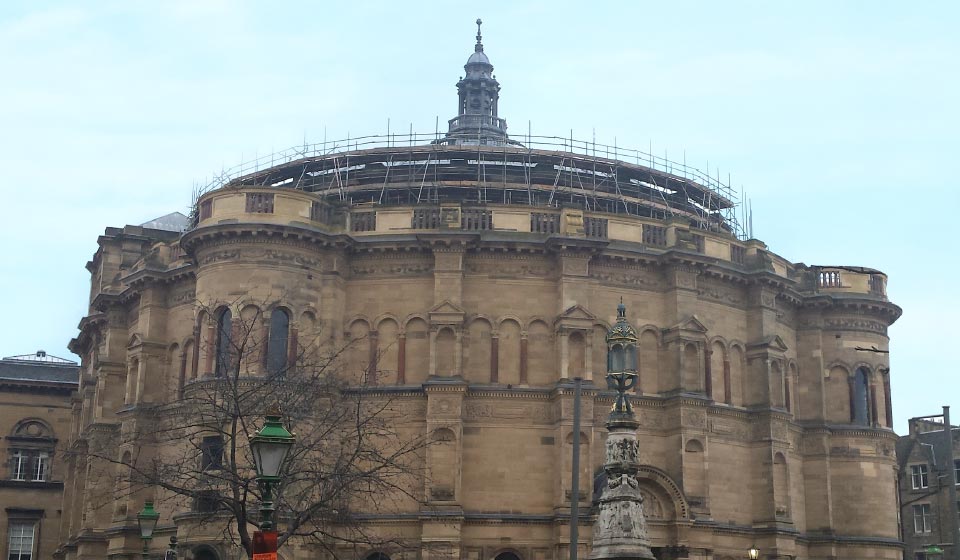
[201,436,224,471]
[911,464,929,489]
[199,199,213,221]
[913,503,932,533]
[245,193,275,214]
[7,521,35,560]
[954,459,960,485]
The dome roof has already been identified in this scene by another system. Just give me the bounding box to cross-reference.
[466,50,491,66]
[465,19,493,68]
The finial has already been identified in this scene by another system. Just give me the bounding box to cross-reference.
[475,18,483,52]
[617,298,626,319]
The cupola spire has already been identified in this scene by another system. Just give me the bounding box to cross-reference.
[442,19,518,146]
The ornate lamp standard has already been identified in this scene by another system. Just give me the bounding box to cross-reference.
[250,407,296,555]
[747,545,760,560]
[137,501,160,559]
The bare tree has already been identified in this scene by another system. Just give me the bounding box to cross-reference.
[73,299,429,558]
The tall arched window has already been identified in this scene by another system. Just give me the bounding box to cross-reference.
[267,308,290,375]
[852,367,870,425]
[215,308,233,377]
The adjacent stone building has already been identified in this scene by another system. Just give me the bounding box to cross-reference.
[897,416,960,560]
[56,24,903,560]
[1,351,79,560]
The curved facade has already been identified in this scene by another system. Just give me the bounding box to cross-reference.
[57,27,902,560]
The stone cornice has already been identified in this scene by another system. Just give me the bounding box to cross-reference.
[799,294,902,324]
[181,222,354,254]
[121,263,195,290]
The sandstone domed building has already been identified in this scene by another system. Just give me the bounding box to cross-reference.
[56,23,902,560]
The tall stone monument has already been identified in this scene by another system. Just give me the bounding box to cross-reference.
[589,302,655,560]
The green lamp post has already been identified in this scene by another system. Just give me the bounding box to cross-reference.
[250,407,296,532]
[137,501,160,559]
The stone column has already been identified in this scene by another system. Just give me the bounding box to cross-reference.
[559,331,569,380]
[584,335,594,383]
[847,376,856,423]
[429,329,438,377]
[519,333,528,385]
[490,335,499,383]
[883,372,893,427]
[723,359,731,404]
[397,334,406,384]
[704,346,713,399]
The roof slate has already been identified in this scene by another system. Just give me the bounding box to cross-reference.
[0,359,79,384]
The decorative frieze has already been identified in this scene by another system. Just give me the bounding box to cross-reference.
[462,401,555,423]
[696,277,744,306]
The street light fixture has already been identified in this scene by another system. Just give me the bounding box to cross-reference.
[747,545,760,560]
[137,501,160,559]
[250,406,295,532]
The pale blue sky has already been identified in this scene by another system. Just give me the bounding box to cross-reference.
[2,1,957,431]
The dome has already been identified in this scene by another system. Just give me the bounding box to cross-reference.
[466,50,491,66]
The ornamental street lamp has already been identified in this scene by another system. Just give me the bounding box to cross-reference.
[137,501,160,559]
[747,545,760,560]
[250,407,296,533]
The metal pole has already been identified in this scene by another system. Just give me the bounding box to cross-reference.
[944,406,959,560]
[570,377,583,560]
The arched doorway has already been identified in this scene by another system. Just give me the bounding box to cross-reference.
[494,552,521,560]
[193,546,219,560]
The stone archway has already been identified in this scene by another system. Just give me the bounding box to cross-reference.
[193,545,220,560]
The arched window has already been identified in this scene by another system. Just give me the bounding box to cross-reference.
[215,308,232,377]
[8,420,55,482]
[267,308,290,375]
[364,552,391,560]
[495,552,522,560]
[852,367,870,425]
